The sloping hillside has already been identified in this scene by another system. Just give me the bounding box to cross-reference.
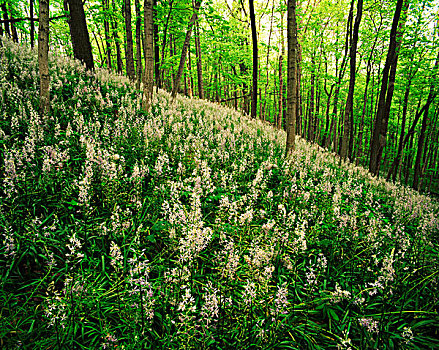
[1,38,438,349]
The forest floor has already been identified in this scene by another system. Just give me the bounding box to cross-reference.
[1,38,439,349]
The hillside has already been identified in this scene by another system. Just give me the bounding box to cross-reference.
[1,38,439,349]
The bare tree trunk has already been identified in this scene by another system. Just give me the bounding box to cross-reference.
[112,0,123,73]
[171,1,201,99]
[369,0,408,176]
[160,0,174,88]
[153,0,160,89]
[39,0,50,117]
[249,0,258,118]
[1,4,11,39]
[135,0,142,89]
[413,51,439,189]
[285,0,298,156]
[66,0,94,70]
[278,11,284,130]
[92,31,104,66]
[30,0,35,48]
[124,0,135,80]
[103,0,112,70]
[194,20,204,99]
[340,0,363,160]
[142,0,154,111]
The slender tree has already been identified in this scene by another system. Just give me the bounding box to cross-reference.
[30,0,35,48]
[142,0,154,111]
[135,0,142,89]
[103,0,112,70]
[66,0,94,70]
[194,19,204,99]
[369,0,408,175]
[124,0,135,79]
[171,1,201,99]
[285,0,298,156]
[413,50,439,190]
[249,0,258,118]
[340,0,363,160]
[39,0,50,116]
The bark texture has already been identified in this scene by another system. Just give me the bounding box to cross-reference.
[171,1,201,99]
[66,0,94,70]
[38,0,50,116]
[285,0,298,156]
[124,0,135,80]
[249,0,258,118]
[340,0,363,160]
[142,0,154,111]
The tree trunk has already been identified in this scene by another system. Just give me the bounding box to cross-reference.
[142,0,154,111]
[112,0,123,73]
[340,0,363,160]
[124,0,135,80]
[153,0,160,89]
[1,4,10,39]
[285,0,298,156]
[103,0,112,70]
[308,56,315,141]
[135,0,142,89]
[278,11,284,129]
[413,51,439,189]
[249,0,258,118]
[194,19,204,99]
[38,0,50,117]
[66,0,94,70]
[171,1,201,99]
[7,4,19,43]
[30,0,35,48]
[369,0,408,176]
[160,0,174,88]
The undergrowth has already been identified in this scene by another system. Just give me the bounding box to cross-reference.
[1,37,439,349]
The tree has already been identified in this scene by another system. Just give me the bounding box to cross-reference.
[285,0,299,156]
[39,0,50,116]
[103,0,112,70]
[369,0,408,176]
[249,0,257,119]
[142,0,154,111]
[171,1,201,99]
[66,0,94,70]
[340,0,363,160]
[413,50,439,190]
[135,0,142,88]
[124,0,135,80]
[30,0,35,48]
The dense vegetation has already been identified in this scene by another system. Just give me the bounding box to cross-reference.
[1,0,439,191]
[1,38,439,349]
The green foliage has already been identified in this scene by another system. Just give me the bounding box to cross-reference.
[1,35,439,350]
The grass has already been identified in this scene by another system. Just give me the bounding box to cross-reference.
[0,37,438,349]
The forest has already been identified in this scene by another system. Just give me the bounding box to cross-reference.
[0,0,439,348]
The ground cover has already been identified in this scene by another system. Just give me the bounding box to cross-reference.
[1,38,438,349]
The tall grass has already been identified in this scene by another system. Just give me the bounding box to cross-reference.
[1,37,438,349]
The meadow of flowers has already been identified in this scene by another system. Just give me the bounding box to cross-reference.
[1,37,438,349]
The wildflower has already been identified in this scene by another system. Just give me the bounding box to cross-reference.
[402,326,414,344]
[358,317,379,333]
